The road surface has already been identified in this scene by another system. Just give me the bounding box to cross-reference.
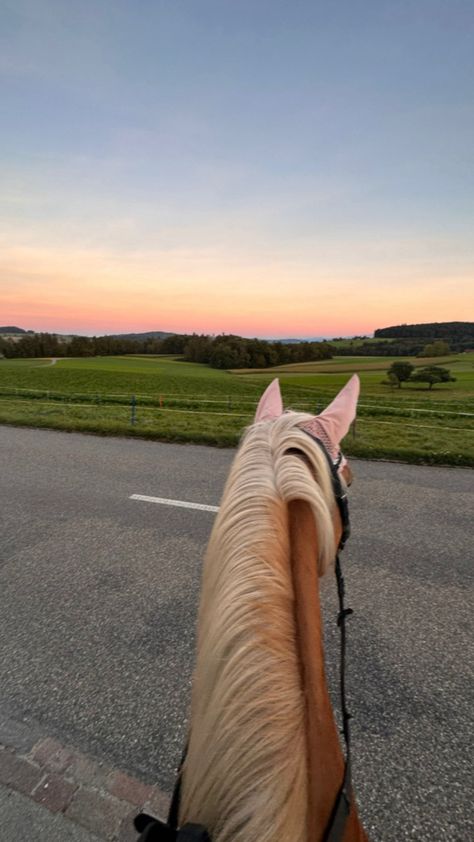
[0,426,472,841]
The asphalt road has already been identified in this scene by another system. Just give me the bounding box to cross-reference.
[0,426,472,841]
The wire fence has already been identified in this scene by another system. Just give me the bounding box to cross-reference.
[0,386,472,420]
[0,394,473,435]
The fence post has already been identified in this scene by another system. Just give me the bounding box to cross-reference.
[130,395,137,425]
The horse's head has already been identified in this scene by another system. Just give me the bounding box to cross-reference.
[254,374,359,548]
[255,375,359,472]
[178,373,366,842]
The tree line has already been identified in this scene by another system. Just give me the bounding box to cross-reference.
[0,331,334,369]
[0,333,150,359]
[336,339,425,356]
[374,321,473,351]
[182,334,333,368]
[337,338,464,356]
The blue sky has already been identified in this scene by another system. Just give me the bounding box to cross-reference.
[1,0,473,336]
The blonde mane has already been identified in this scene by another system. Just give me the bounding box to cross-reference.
[180,412,341,842]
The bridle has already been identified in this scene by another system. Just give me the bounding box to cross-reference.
[304,434,354,842]
[134,436,356,842]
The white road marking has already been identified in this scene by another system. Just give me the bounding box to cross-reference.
[130,494,219,513]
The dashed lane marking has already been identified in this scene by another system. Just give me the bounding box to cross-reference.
[130,493,219,513]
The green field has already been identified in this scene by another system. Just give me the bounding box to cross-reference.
[0,353,473,466]
[327,337,396,348]
[233,353,461,375]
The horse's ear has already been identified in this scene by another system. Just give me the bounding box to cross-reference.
[254,378,283,422]
[317,374,360,445]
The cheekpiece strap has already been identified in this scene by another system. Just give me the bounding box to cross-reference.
[299,430,351,550]
[134,816,210,842]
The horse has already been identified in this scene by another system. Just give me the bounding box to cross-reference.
[137,375,368,842]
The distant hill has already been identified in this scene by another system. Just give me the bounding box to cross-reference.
[0,326,28,334]
[375,321,474,340]
[1,327,337,343]
[272,336,333,344]
[105,330,175,342]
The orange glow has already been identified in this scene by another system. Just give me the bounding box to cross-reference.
[2,242,472,338]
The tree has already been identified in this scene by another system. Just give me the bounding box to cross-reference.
[0,337,13,357]
[161,334,189,354]
[382,372,399,390]
[184,334,213,363]
[409,366,456,390]
[69,336,94,356]
[388,361,414,387]
[419,339,450,357]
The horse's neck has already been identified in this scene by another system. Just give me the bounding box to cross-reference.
[288,500,367,842]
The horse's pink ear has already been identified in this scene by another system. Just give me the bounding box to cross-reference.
[254,378,284,422]
[317,374,360,445]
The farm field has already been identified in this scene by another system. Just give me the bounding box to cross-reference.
[0,353,473,466]
[328,337,395,348]
[232,353,461,374]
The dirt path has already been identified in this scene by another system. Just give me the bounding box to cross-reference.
[37,358,58,367]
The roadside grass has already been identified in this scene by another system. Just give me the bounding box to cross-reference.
[0,398,245,446]
[0,396,471,465]
[0,354,473,465]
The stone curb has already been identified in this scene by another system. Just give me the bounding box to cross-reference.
[0,714,171,841]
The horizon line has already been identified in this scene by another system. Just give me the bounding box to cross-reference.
[1,325,374,341]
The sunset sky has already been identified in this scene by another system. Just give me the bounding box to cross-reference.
[1,0,473,338]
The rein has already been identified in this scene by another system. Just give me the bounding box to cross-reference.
[306,436,354,842]
[134,437,356,842]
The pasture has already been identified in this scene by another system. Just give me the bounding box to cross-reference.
[0,353,473,465]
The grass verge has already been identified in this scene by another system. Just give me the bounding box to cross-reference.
[0,354,473,466]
